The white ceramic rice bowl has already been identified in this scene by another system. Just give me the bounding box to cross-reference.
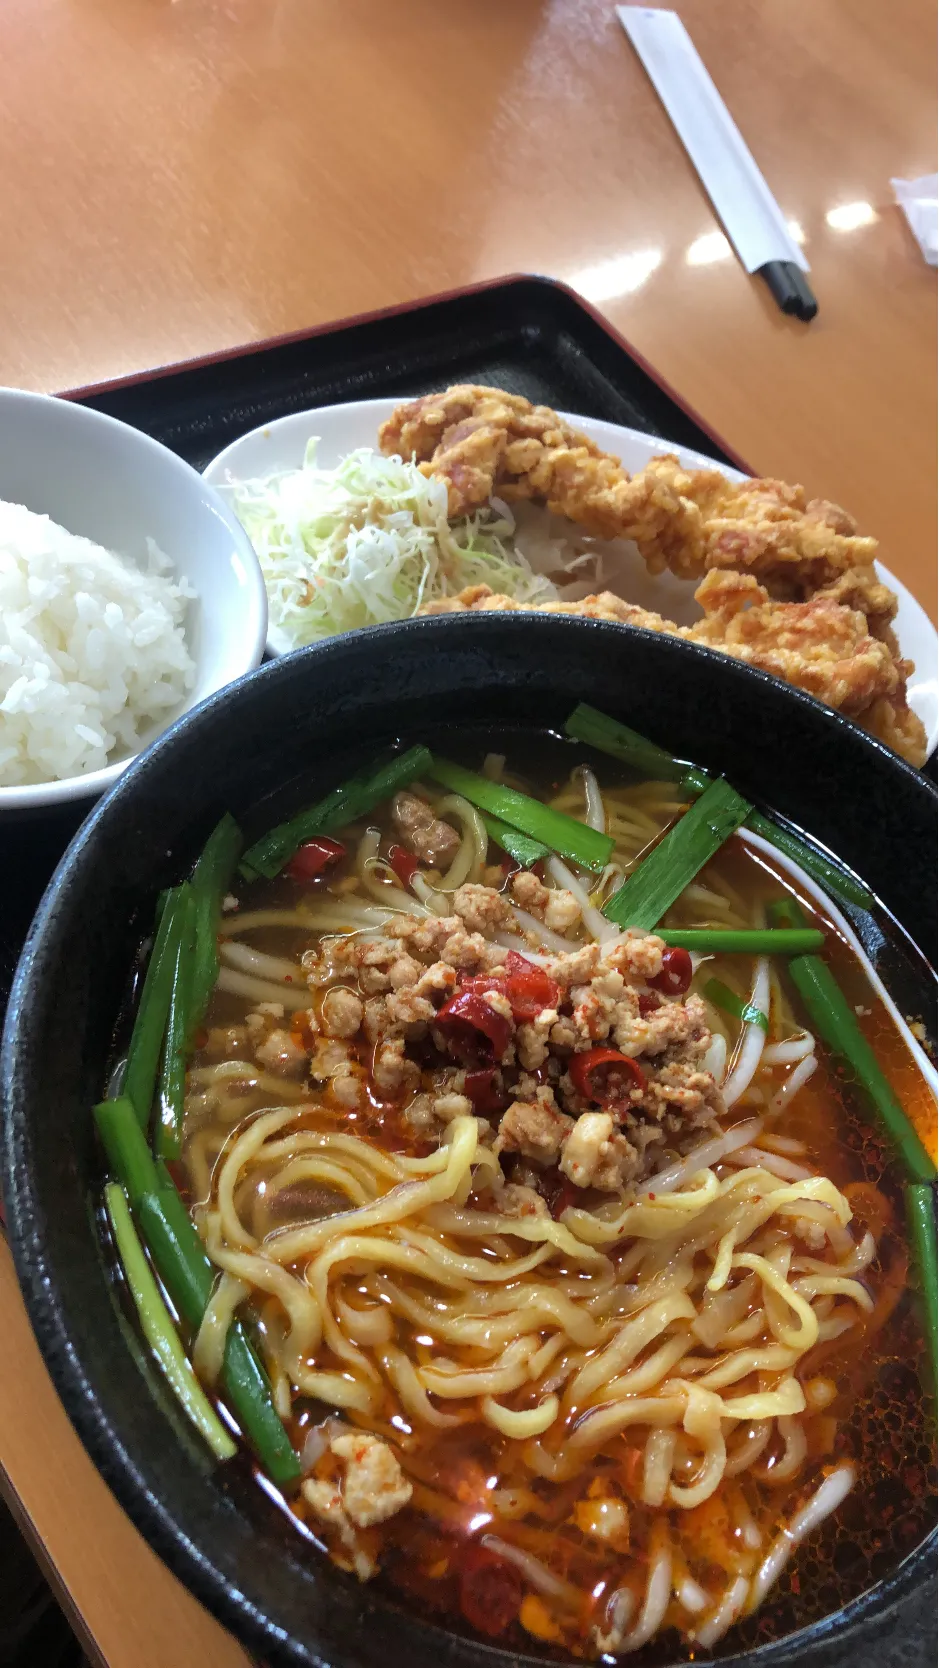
[0,387,267,812]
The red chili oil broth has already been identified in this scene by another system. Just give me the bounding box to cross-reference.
[113,739,937,1663]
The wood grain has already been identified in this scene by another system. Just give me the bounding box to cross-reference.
[0,1238,251,1667]
[0,0,934,1661]
[0,0,935,610]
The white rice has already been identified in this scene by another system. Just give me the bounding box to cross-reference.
[0,499,197,786]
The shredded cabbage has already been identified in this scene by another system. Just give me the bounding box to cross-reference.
[227,442,560,652]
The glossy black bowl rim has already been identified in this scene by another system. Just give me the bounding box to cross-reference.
[2,613,936,1668]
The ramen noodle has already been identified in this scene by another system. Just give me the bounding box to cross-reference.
[108,739,937,1659]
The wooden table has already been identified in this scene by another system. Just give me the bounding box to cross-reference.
[0,1,934,1663]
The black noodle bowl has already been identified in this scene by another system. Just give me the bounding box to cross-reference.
[1,616,935,1668]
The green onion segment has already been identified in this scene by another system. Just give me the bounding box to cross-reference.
[428,757,614,873]
[604,778,751,930]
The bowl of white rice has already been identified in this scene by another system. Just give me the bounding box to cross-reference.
[0,388,267,811]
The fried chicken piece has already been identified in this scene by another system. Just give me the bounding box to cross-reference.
[378,385,610,519]
[379,387,881,605]
[614,454,880,591]
[809,564,899,639]
[858,694,929,765]
[421,582,927,766]
[386,388,924,766]
[685,570,903,719]
[379,384,686,544]
[685,571,925,763]
[421,583,677,635]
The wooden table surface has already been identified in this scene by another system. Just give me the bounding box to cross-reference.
[0,1,935,1664]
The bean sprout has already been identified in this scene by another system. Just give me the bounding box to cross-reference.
[410,873,451,916]
[218,941,304,985]
[618,1535,672,1651]
[510,904,578,952]
[761,1032,816,1066]
[676,1576,709,1614]
[722,959,770,1107]
[355,828,407,905]
[436,794,488,890]
[747,1464,855,1612]
[480,1535,580,1605]
[545,854,618,944]
[216,967,312,1011]
[769,1054,818,1114]
[727,1148,813,1182]
[574,765,606,833]
[651,1119,762,1195]
[702,1033,727,1083]
[694,1575,750,1646]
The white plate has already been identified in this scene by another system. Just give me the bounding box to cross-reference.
[204,398,938,757]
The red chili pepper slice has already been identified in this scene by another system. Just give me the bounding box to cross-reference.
[435,991,513,1062]
[462,953,560,1024]
[459,1544,523,1638]
[462,1068,508,1118]
[638,992,660,1018]
[569,1045,645,1113]
[387,843,420,887]
[543,1166,579,1220]
[285,837,346,883]
[502,951,560,1020]
[649,946,693,996]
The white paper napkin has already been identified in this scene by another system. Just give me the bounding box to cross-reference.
[891,175,938,267]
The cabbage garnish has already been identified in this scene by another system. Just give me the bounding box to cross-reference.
[227,442,559,652]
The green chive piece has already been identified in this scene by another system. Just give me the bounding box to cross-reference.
[427,757,614,873]
[767,896,936,1184]
[604,777,751,929]
[137,1193,301,1486]
[704,977,769,1031]
[241,744,433,880]
[156,885,195,1161]
[219,1326,302,1485]
[745,809,873,912]
[105,1183,236,1462]
[904,1183,938,1385]
[95,1096,161,1208]
[660,928,824,954]
[189,814,243,1031]
[563,702,686,781]
[680,766,714,797]
[482,814,548,869]
[123,886,188,1128]
[95,1099,300,1484]
[567,703,874,913]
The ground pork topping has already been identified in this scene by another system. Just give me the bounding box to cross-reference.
[302,1431,412,1581]
[254,1028,309,1077]
[391,791,461,867]
[451,882,515,934]
[495,1094,575,1163]
[299,902,721,1195]
[328,1432,412,1527]
[560,1111,638,1191]
[321,986,364,1039]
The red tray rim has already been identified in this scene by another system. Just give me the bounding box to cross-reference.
[57,272,754,476]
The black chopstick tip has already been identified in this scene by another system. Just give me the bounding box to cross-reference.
[757,260,818,322]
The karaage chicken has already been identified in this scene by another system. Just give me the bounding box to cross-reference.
[379,386,928,766]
